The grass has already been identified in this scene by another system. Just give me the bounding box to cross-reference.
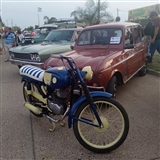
[148,52,160,72]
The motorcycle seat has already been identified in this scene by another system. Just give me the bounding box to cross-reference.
[19,65,45,82]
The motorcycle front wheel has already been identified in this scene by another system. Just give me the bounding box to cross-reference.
[73,97,129,153]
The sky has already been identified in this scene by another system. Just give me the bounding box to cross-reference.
[0,0,159,29]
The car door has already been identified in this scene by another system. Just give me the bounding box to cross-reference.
[123,26,141,78]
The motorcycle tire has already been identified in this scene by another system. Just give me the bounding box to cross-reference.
[73,96,129,153]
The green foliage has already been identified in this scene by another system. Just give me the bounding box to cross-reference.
[44,16,57,24]
[24,26,34,31]
[12,26,21,31]
[148,53,160,72]
[71,0,113,26]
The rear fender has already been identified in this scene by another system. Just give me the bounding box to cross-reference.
[68,91,112,128]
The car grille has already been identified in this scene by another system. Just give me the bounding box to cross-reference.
[13,52,31,60]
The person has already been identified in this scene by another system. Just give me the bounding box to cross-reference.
[148,11,160,63]
[16,30,24,44]
[2,27,16,62]
[30,30,36,36]
[143,18,154,58]
[115,16,120,22]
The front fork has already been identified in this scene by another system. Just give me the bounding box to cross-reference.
[80,81,102,128]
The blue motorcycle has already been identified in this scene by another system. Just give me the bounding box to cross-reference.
[19,55,129,153]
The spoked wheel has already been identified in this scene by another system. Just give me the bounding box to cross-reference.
[23,82,44,117]
[73,97,129,153]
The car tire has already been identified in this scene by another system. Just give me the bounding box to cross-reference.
[139,61,147,76]
[18,65,21,69]
[106,75,117,98]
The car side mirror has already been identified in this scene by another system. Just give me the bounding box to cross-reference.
[70,43,75,50]
[124,44,134,49]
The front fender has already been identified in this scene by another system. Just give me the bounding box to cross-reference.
[68,91,112,128]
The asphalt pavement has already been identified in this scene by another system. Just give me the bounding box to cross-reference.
[0,55,160,160]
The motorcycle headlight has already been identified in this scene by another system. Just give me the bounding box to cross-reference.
[30,53,41,62]
[82,66,93,80]
[31,39,35,44]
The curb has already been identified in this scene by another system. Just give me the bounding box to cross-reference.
[147,69,160,77]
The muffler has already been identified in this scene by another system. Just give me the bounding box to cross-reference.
[24,102,41,115]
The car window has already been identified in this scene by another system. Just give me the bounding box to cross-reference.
[77,28,122,45]
[125,27,132,45]
[45,30,74,42]
[132,27,141,44]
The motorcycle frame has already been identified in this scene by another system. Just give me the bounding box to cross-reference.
[22,56,112,129]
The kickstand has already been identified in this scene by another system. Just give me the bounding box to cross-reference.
[49,120,56,132]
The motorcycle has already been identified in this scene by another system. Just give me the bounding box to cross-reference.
[19,55,129,153]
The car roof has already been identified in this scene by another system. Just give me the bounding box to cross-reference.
[39,24,58,29]
[83,22,141,30]
[50,28,82,32]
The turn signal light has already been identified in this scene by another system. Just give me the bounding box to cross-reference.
[93,83,98,87]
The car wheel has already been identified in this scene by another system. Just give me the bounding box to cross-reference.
[139,61,147,76]
[106,76,117,98]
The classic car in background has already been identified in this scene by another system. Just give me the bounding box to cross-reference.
[20,19,84,46]
[9,28,82,68]
[43,22,148,97]
[20,24,58,45]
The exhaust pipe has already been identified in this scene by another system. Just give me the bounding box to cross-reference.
[24,102,41,115]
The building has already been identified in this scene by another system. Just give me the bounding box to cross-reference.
[128,4,160,26]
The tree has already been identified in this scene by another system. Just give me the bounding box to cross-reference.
[71,0,113,26]
[24,26,34,31]
[0,16,5,27]
[44,16,57,24]
[12,26,21,31]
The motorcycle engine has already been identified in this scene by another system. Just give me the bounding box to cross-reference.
[48,99,65,115]
[47,89,70,115]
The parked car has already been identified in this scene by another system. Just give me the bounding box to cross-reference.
[43,22,148,97]
[20,24,58,46]
[9,28,82,68]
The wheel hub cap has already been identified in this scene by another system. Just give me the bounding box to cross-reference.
[94,116,109,133]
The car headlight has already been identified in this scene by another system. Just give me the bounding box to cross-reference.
[22,39,25,43]
[31,39,35,44]
[9,52,15,58]
[30,53,41,62]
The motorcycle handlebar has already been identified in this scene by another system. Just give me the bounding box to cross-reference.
[50,55,75,69]
[50,55,70,60]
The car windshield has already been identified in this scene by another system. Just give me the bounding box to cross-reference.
[77,28,122,45]
[44,30,74,42]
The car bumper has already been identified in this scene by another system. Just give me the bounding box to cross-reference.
[10,59,44,68]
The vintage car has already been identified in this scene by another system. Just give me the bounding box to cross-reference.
[43,22,148,97]
[9,28,82,68]
[20,20,84,46]
[20,24,58,45]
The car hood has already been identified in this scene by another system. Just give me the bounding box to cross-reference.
[10,42,71,54]
[45,48,121,71]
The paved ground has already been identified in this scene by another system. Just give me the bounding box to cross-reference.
[0,55,160,160]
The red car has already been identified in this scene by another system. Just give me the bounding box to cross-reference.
[43,22,148,97]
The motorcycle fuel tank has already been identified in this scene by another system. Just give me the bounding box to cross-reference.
[44,66,72,89]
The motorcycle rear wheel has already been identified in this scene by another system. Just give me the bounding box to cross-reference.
[73,97,129,153]
[23,82,43,117]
